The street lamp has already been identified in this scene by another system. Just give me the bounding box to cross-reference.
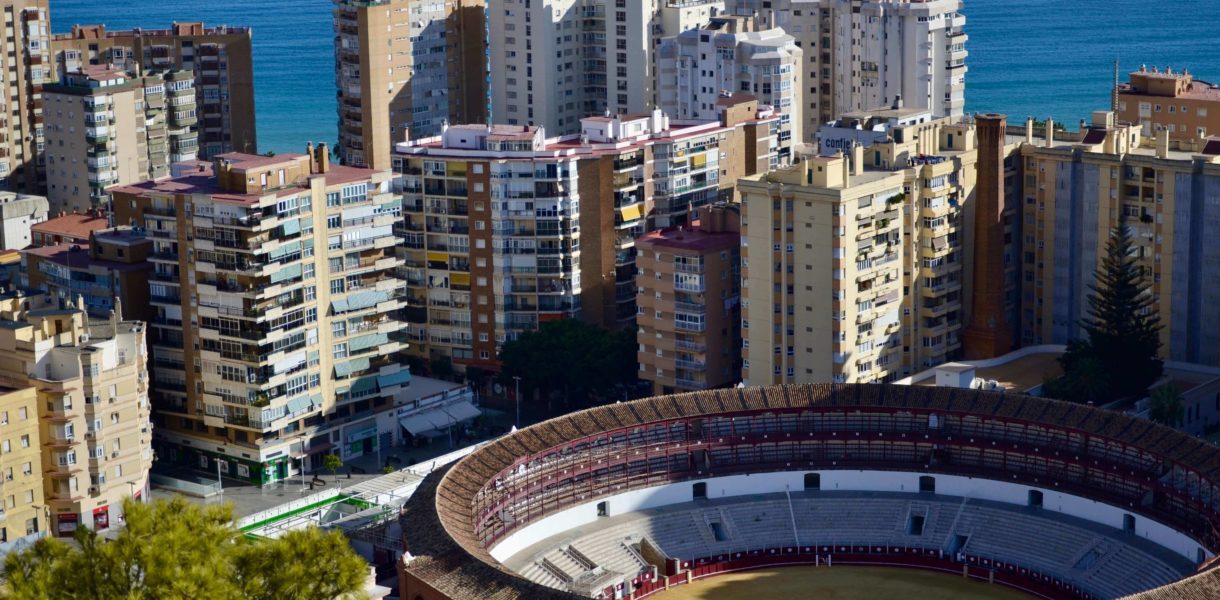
[512,376,522,429]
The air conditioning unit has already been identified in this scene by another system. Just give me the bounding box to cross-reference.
[88,485,100,495]
[111,451,120,458]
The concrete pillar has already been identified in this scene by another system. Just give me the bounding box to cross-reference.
[1157,127,1170,158]
[1025,117,1034,145]
[1045,118,1055,147]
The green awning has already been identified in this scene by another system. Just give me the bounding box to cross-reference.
[349,333,388,352]
[350,376,379,395]
[269,263,302,284]
[344,290,389,312]
[268,241,300,260]
[378,370,411,388]
[334,357,370,378]
[280,218,301,236]
[331,298,349,313]
[285,394,317,416]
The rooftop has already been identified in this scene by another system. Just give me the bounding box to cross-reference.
[22,243,152,273]
[901,346,1065,393]
[33,212,110,241]
[637,225,739,253]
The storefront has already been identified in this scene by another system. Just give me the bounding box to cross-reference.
[343,424,379,460]
[55,512,78,537]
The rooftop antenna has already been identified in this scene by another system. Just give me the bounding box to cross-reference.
[1111,58,1120,112]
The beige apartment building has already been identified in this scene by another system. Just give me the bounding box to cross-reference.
[1116,66,1220,142]
[1014,112,1220,367]
[51,22,255,158]
[334,0,488,170]
[0,1,50,194]
[0,385,46,553]
[394,102,774,373]
[0,290,152,537]
[745,0,966,142]
[44,67,198,213]
[740,112,987,384]
[636,203,741,394]
[111,147,408,484]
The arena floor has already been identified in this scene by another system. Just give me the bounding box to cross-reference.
[653,566,1034,599]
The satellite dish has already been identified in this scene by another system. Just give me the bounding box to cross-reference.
[493,383,504,395]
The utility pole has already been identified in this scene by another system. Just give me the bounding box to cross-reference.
[513,376,522,428]
[216,459,224,495]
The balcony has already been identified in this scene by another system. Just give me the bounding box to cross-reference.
[674,358,706,372]
[674,339,706,353]
[674,321,706,333]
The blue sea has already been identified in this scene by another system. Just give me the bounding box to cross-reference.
[53,0,1220,153]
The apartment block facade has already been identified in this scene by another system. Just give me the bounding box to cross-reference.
[0,192,48,250]
[745,0,966,142]
[111,147,408,484]
[0,1,50,194]
[394,103,775,372]
[490,0,737,136]
[22,226,153,322]
[740,113,984,385]
[334,0,488,170]
[0,290,152,537]
[1116,66,1220,142]
[636,203,741,394]
[1014,112,1220,367]
[0,385,45,553]
[657,16,802,164]
[51,22,256,158]
[44,67,198,213]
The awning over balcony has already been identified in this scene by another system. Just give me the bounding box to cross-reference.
[377,370,411,388]
[397,400,481,436]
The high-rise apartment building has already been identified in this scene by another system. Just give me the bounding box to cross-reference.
[490,0,734,136]
[51,22,255,158]
[743,0,966,142]
[0,290,152,537]
[0,1,50,194]
[1115,66,1220,142]
[1013,112,1220,366]
[636,203,741,394]
[0,385,46,553]
[334,0,488,170]
[111,147,408,484]
[394,101,775,372]
[657,16,802,164]
[44,67,199,213]
[740,112,987,385]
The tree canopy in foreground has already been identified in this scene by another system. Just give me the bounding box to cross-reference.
[2,497,368,600]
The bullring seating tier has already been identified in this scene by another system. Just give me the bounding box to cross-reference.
[501,490,1195,599]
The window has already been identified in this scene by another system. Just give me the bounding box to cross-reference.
[692,482,707,499]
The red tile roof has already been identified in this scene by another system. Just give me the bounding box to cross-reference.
[32,213,110,242]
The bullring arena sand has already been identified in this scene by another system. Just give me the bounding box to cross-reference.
[653,566,1034,599]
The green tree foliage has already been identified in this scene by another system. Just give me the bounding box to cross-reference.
[1147,385,1185,427]
[322,453,344,479]
[499,319,636,408]
[1046,220,1164,403]
[1,497,368,600]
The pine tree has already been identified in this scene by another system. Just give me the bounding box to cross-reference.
[1076,218,1163,399]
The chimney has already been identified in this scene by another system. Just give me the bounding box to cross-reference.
[851,144,864,177]
[315,143,330,174]
[1157,126,1170,158]
[1045,118,1055,147]
[961,114,1014,359]
[114,297,123,322]
[1025,116,1034,145]
[306,142,316,173]
[840,151,850,183]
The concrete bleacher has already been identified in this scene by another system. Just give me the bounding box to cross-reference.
[503,490,1196,599]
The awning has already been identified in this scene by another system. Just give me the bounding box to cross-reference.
[305,442,335,455]
[350,375,379,395]
[399,413,439,435]
[397,400,482,435]
[334,357,370,378]
[378,370,412,388]
[280,218,301,236]
[349,333,387,352]
[344,290,389,312]
[619,204,642,222]
[426,251,448,263]
[441,400,481,422]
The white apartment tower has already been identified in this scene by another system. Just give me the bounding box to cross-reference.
[743,0,966,141]
[490,0,726,135]
[657,15,802,164]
